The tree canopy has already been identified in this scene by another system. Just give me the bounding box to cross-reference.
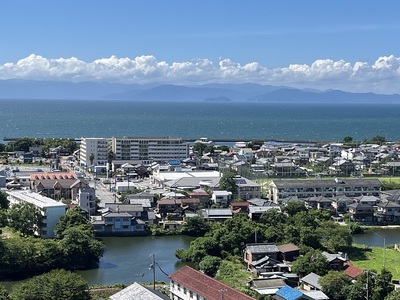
[10,269,90,300]
[7,202,44,237]
[219,171,237,195]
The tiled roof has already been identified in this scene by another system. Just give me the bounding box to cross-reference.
[109,282,169,300]
[271,178,382,188]
[277,243,300,253]
[245,243,279,254]
[344,263,363,279]
[301,272,322,290]
[169,266,255,300]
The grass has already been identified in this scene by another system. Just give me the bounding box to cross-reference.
[349,244,400,280]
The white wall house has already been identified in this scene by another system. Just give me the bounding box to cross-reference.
[6,190,67,238]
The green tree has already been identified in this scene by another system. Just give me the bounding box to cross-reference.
[370,135,387,145]
[181,215,211,236]
[59,226,105,269]
[0,284,8,300]
[343,136,353,143]
[320,271,352,300]
[291,249,330,277]
[89,152,95,166]
[193,142,208,155]
[385,289,400,300]
[54,206,91,239]
[199,255,222,277]
[10,269,90,300]
[7,202,44,237]
[219,171,237,195]
[0,192,9,209]
[283,201,307,217]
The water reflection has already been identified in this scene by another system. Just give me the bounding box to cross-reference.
[76,235,194,285]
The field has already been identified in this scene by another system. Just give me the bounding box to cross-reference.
[349,244,400,280]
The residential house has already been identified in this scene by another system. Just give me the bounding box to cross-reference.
[189,189,210,206]
[235,176,261,200]
[92,211,146,236]
[248,278,286,296]
[348,202,375,222]
[200,208,232,222]
[230,201,250,214]
[321,252,347,270]
[300,273,322,291]
[249,206,281,221]
[375,201,400,224]
[277,244,300,262]
[76,187,96,215]
[169,265,256,300]
[211,190,232,205]
[244,243,280,269]
[248,255,289,276]
[303,196,332,210]
[328,159,356,176]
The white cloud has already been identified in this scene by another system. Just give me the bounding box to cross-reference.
[0,54,400,94]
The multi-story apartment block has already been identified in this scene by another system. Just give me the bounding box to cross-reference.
[80,137,110,167]
[6,190,67,238]
[269,178,382,203]
[111,137,189,163]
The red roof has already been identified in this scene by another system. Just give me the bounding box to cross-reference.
[344,262,363,279]
[169,266,255,300]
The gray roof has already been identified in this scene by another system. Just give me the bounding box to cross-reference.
[271,178,382,188]
[109,282,169,300]
[245,243,279,254]
[249,206,281,213]
[301,272,322,290]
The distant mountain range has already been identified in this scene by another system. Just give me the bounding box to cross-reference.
[0,79,399,103]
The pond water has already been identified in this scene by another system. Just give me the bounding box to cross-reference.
[352,227,400,247]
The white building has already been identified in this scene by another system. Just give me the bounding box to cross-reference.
[6,190,67,238]
[80,137,110,167]
[111,137,189,163]
[77,187,96,215]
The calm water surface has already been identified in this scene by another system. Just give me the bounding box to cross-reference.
[76,235,194,285]
[353,228,400,247]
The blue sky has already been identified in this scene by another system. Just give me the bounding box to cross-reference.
[1,0,400,93]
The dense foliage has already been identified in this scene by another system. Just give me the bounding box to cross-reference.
[7,202,44,237]
[10,269,90,300]
[176,208,353,263]
[0,207,104,277]
[3,137,78,156]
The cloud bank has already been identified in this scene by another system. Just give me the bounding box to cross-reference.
[1,54,399,94]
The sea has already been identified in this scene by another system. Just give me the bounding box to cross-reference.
[1,99,400,143]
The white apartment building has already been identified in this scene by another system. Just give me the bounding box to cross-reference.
[6,190,67,238]
[111,137,189,163]
[80,138,110,167]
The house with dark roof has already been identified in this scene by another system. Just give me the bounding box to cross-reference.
[169,265,256,300]
[248,278,286,296]
[244,243,280,269]
[277,244,300,262]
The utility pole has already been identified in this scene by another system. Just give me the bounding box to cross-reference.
[150,252,156,290]
[218,288,227,300]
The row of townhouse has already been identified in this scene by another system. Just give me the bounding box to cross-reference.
[268,178,382,203]
[3,168,97,215]
[79,137,190,167]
